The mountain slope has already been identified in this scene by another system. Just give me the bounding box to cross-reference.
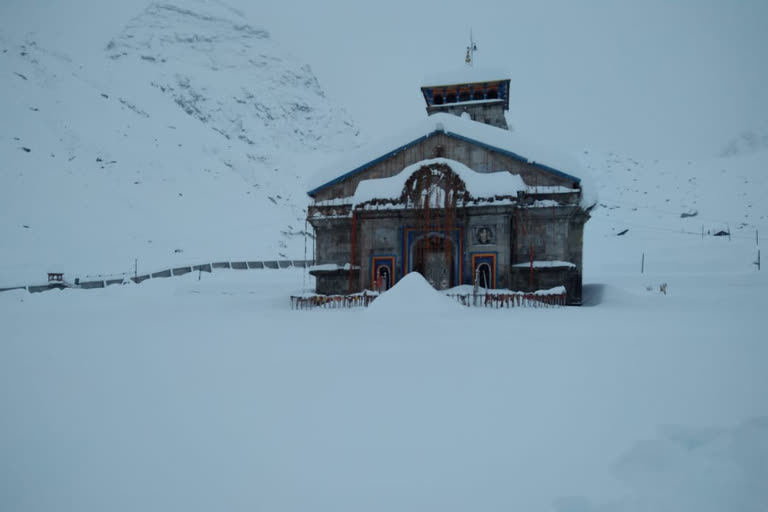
[581,146,767,279]
[105,1,358,161]
[0,1,359,286]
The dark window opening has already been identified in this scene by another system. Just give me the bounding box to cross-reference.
[486,88,498,99]
[459,91,470,102]
[445,93,457,103]
[473,90,485,101]
[433,94,444,105]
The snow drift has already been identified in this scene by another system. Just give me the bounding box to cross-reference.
[367,271,465,313]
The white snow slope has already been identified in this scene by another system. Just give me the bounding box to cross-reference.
[2,2,768,511]
[0,0,359,286]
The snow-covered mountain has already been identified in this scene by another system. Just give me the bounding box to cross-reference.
[0,0,359,285]
[105,1,358,158]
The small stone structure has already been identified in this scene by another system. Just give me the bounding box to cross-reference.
[307,68,593,305]
[47,273,64,283]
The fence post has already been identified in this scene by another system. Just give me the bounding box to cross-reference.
[303,219,308,291]
[641,253,645,274]
[529,246,534,289]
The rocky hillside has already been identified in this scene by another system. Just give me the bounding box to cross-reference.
[105,1,358,160]
[0,0,359,285]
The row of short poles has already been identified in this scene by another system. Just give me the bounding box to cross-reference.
[447,292,567,308]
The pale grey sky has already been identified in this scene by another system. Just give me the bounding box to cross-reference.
[2,0,766,159]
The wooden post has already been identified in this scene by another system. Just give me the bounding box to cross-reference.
[529,245,534,289]
[349,212,358,294]
[728,223,731,241]
[757,229,760,247]
[758,250,761,271]
[134,258,138,281]
[303,219,308,290]
[641,253,645,274]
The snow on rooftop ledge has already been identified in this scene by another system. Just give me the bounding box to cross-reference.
[421,67,511,87]
[511,261,576,268]
[309,263,359,272]
[351,158,526,207]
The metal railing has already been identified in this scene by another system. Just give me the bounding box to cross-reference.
[1,259,313,294]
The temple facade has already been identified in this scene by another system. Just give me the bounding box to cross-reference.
[307,69,593,305]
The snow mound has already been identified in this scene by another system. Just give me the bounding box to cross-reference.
[367,272,464,313]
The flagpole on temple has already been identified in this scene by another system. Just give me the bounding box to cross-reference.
[465,30,478,66]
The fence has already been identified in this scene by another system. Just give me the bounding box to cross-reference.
[1,259,313,294]
[291,288,567,310]
[290,290,379,310]
[447,290,567,308]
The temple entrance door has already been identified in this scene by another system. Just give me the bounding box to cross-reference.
[377,266,391,291]
[413,235,454,290]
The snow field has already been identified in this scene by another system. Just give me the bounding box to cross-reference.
[1,263,766,512]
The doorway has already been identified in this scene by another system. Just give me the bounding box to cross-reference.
[413,235,455,289]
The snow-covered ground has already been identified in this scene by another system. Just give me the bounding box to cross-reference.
[1,249,766,511]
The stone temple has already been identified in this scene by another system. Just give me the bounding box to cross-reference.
[306,68,593,305]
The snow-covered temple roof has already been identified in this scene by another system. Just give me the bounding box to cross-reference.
[421,67,511,87]
[351,158,526,206]
[307,113,590,200]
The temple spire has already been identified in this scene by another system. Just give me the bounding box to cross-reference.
[465,30,478,66]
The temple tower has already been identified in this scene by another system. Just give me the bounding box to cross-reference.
[420,70,511,130]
